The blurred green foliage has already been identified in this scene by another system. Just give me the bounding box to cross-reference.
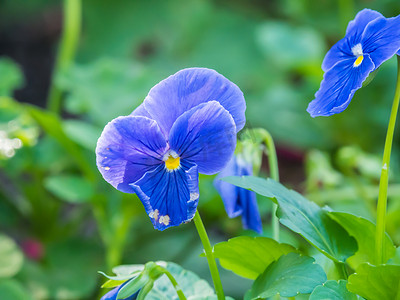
[1,0,400,298]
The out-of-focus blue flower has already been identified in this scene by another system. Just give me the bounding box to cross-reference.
[101,280,137,300]
[96,68,246,230]
[307,9,400,117]
[214,155,262,234]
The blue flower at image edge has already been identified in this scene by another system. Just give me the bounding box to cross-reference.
[307,9,400,117]
[96,68,246,230]
[214,155,262,234]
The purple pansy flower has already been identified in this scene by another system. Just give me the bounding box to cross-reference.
[96,68,246,230]
[214,155,262,234]
[307,9,400,117]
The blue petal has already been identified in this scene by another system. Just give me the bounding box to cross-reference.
[96,116,167,193]
[322,9,383,72]
[169,101,237,175]
[130,161,199,230]
[346,9,383,44]
[214,157,243,218]
[132,68,246,137]
[131,103,152,119]
[238,186,262,234]
[214,156,262,233]
[308,54,375,117]
[362,14,400,69]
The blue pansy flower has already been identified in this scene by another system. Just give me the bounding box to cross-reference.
[214,155,262,234]
[307,9,400,117]
[96,68,246,230]
[101,280,137,300]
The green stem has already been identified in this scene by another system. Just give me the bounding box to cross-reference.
[375,56,400,265]
[193,211,225,300]
[262,130,280,242]
[47,0,81,114]
[159,267,188,300]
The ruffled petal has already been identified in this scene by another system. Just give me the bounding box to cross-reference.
[346,9,383,43]
[362,14,400,68]
[133,68,246,137]
[169,101,236,175]
[308,54,375,117]
[130,161,199,230]
[322,9,383,72]
[96,116,167,193]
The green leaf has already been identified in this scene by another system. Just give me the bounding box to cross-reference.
[117,272,150,299]
[222,176,357,263]
[310,280,357,300]
[347,263,400,300]
[101,279,126,288]
[112,264,145,277]
[246,253,327,300]
[0,280,31,300]
[26,105,96,180]
[63,120,102,151]
[213,236,296,279]
[146,262,215,300]
[388,247,400,265]
[109,261,216,300]
[46,239,103,299]
[44,174,95,203]
[0,234,24,278]
[328,212,396,268]
[56,59,151,126]
[0,58,24,96]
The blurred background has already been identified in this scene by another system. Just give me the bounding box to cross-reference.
[1,0,400,299]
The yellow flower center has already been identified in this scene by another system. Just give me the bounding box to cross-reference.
[165,155,180,171]
[354,55,364,67]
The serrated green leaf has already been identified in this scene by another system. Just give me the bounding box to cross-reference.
[246,253,327,300]
[347,263,400,300]
[213,236,296,279]
[222,176,357,263]
[0,234,24,278]
[310,280,357,300]
[328,212,396,268]
[44,174,95,203]
[0,279,31,300]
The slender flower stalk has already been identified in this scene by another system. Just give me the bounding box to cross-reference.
[375,56,400,265]
[261,130,280,242]
[193,211,225,300]
[158,267,187,300]
[47,0,81,114]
